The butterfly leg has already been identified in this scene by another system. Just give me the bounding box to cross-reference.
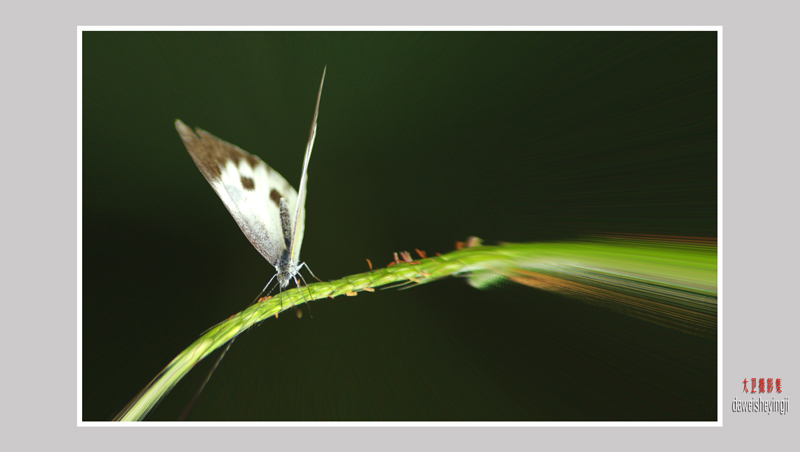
[297,261,324,283]
[292,274,313,319]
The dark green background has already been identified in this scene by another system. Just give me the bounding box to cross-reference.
[82,31,717,421]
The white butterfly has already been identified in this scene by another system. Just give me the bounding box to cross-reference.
[175,67,326,295]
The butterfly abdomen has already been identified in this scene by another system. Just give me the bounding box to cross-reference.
[276,248,295,288]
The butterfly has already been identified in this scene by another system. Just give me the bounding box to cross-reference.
[175,67,326,299]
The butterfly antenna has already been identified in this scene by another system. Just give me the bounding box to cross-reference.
[178,337,236,420]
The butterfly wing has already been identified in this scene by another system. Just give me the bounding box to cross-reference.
[175,120,298,267]
[290,66,326,265]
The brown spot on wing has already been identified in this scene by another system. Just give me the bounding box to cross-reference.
[241,176,255,191]
[244,153,260,169]
[175,120,269,182]
[269,189,283,207]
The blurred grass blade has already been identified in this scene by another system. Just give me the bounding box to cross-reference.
[467,236,717,339]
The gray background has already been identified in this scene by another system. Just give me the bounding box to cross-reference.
[3,0,797,449]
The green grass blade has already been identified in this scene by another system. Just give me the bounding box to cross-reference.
[114,236,716,421]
